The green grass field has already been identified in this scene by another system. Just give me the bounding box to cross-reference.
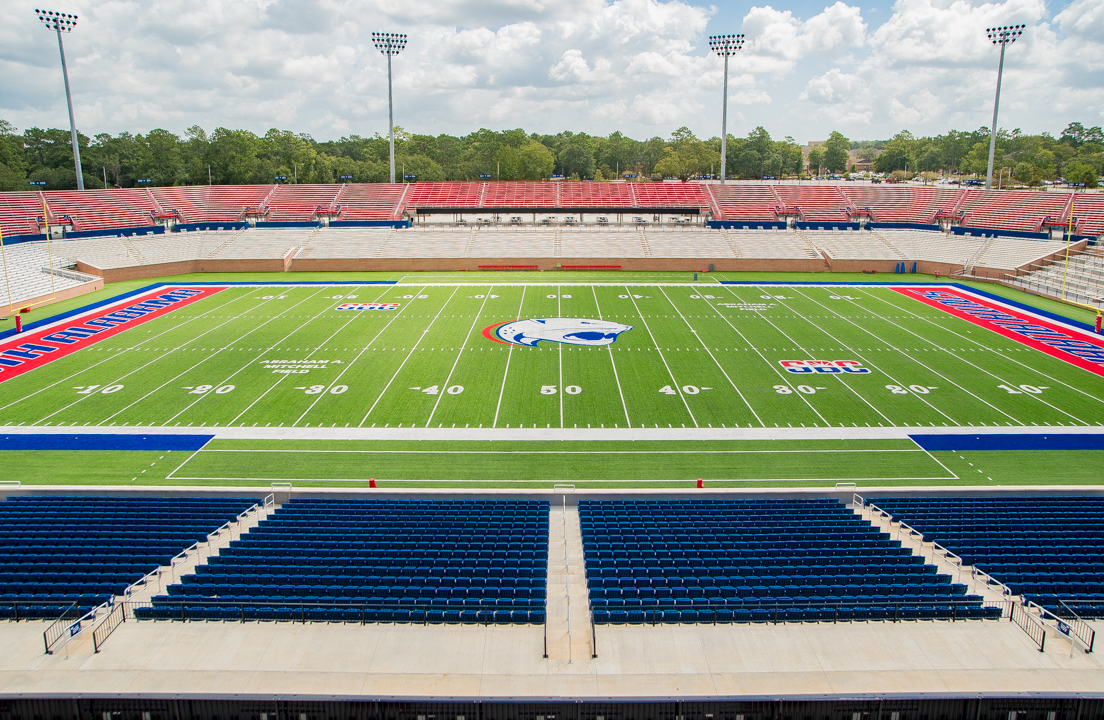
[2,271,1103,487]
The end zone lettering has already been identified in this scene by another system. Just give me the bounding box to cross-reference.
[337,303,400,311]
[781,360,870,374]
[895,286,1104,378]
[0,286,225,383]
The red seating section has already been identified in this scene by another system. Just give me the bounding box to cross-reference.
[1,183,1102,237]
[772,186,849,221]
[336,184,409,221]
[708,186,781,221]
[266,185,342,222]
[41,189,159,232]
[151,186,277,224]
[840,187,966,224]
[956,189,1073,232]
[0,192,49,235]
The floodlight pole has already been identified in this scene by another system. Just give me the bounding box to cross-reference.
[373,32,407,185]
[709,34,745,184]
[984,24,1024,190]
[37,10,83,190]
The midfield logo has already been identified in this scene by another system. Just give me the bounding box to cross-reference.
[336,303,400,311]
[780,360,871,374]
[483,318,633,347]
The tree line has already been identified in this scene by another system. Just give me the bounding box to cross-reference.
[0,118,1100,191]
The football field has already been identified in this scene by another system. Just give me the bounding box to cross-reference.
[2,275,1104,486]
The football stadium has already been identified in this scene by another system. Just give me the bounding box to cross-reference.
[4,8,1104,720]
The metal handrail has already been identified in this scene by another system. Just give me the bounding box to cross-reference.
[44,600,110,654]
[41,602,79,653]
[1029,598,1095,653]
[1010,601,1047,652]
[92,602,125,653]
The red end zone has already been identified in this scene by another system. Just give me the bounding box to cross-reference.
[894,286,1104,377]
[0,285,225,383]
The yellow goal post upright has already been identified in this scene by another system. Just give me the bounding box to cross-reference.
[1058,194,1103,332]
[0,194,59,317]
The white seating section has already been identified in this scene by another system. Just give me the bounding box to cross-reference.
[721,229,821,259]
[0,241,98,307]
[805,231,904,260]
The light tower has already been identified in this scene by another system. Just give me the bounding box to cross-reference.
[372,31,407,185]
[708,33,745,184]
[36,9,84,190]
[983,24,1024,190]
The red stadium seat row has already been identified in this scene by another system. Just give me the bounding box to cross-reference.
[1,184,1103,237]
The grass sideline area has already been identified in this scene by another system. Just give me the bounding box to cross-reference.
[2,269,1103,489]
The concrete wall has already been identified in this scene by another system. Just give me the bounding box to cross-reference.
[289,257,831,273]
[77,258,287,283]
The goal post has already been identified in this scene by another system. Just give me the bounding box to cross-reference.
[0,194,60,316]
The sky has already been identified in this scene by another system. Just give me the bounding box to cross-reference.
[0,0,1101,145]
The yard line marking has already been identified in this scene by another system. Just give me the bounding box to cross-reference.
[219,287,388,426]
[424,286,494,428]
[0,288,253,416]
[105,288,333,425]
[493,287,527,429]
[33,291,283,424]
[591,286,631,427]
[796,287,1025,424]
[558,285,564,429]
[625,286,698,428]
[658,286,764,427]
[359,286,461,427]
[750,285,895,427]
[781,288,962,425]
[295,286,428,427]
[856,288,1090,426]
[867,287,1104,414]
[699,291,829,425]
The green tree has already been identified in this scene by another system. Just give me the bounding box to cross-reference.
[807,146,825,176]
[822,131,850,173]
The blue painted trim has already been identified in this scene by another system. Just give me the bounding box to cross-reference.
[253,221,322,229]
[795,221,863,231]
[867,222,942,232]
[63,225,165,240]
[706,221,787,230]
[952,226,1049,241]
[0,433,214,451]
[0,233,48,245]
[329,220,411,228]
[910,433,1104,452]
[175,222,249,232]
[0,280,397,341]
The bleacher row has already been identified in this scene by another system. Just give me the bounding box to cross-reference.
[139,499,550,624]
[0,495,1101,625]
[867,497,1104,618]
[0,496,256,618]
[2,184,1102,236]
[579,499,995,624]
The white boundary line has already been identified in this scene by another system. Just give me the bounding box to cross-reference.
[294,286,429,427]
[424,285,495,428]
[786,286,1018,426]
[624,285,698,428]
[358,286,461,427]
[657,286,764,428]
[696,290,830,425]
[106,287,332,426]
[492,287,527,428]
[591,286,631,427]
[854,288,1090,426]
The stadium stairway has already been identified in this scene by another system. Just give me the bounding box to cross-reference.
[855,498,1009,605]
[544,499,595,663]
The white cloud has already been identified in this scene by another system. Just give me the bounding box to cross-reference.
[0,0,1101,144]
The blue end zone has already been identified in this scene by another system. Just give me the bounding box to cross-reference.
[910,433,1104,452]
[0,434,214,451]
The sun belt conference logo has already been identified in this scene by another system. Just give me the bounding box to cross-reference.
[483,318,633,347]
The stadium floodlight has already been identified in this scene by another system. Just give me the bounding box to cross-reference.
[708,34,745,184]
[36,9,84,191]
[983,24,1024,190]
[372,31,408,185]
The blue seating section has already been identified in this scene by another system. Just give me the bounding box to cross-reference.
[144,499,549,624]
[0,495,256,618]
[869,496,1104,617]
[580,499,991,624]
